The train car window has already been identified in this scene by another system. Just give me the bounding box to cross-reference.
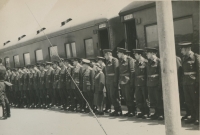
[66,44,72,58]
[174,17,193,44]
[49,46,58,60]
[13,55,20,67]
[145,16,193,49]
[84,38,94,58]
[145,25,159,48]
[4,57,10,68]
[36,49,43,61]
[24,53,31,66]
[71,42,77,57]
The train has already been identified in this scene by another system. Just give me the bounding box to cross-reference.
[0,1,199,68]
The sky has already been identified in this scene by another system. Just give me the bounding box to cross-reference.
[0,0,136,49]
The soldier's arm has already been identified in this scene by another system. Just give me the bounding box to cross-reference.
[90,69,95,91]
[195,54,200,84]
[158,59,162,89]
[79,67,83,90]
[113,58,119,84]
[129,58,135,86]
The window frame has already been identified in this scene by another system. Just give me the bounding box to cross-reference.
[49,46,58,60]
[4,57,10,67]
[35,49,44,62]
[65,42,77,58]
[13,55,20,68]
[84,38,95,58]
[23,52,31,66]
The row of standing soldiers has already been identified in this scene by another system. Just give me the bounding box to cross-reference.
[3,42,200,125]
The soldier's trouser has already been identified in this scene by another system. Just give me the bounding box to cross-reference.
[73,88,84,108]
[4,95,10,115]
[104,86,111,110]
[106,82,121,108]
[120,82,134,107]
[0,95,7,117]
[135,86,149,114]
[58,88,65,105]
[68,89,75,106]
[35,89,40,104]
[53,88,59,105]
[83,91,93,109]
[148,86,163,115]
[48,88,54,104]
[183,85,199,120]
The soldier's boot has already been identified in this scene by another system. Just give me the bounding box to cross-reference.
[123,106,130,117]
[194,120,199,125]
[116,107,123,116]
[150,108,159,120]
[128,106,136,117]
[6,103,11,117]
[1,105,7,120]
[157,109,164,120]
[185,118,196,124]
[109,107,117,116]
[137,108,145,118]
[142,107,150,119]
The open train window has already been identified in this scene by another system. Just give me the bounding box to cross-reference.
[65,42,77,58]
[35,49,43,62]
[4,57,10,68]
[145,16,193,48]
[24,53,31,66]
[84,38,94,58]
[49,46,58,61]
[13,55,20,67]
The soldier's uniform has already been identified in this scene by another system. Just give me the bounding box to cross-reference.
[14,69,20,107]
[52,61,61,106]
[133,49,149,118]
[10,69,16,106]
[64,58,73,110]
[22,68,29,107]
[178,42,199,125]
[0,62,8,119]
[145,47,163,120]
[58,58,66,108]
[33,65,40,107]
[18,68,24,107]
[38,63,46,108]
[97,56,111,112]
[117,48,135,117]
[103,49,122,116]
[71,58,83,111]
[28,66,35,107]
[81,59,95,113]
[45,62,54,106]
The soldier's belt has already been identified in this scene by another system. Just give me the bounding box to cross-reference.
[148,74,159,78]
[120,73,130,76]
[184,72,196,75]
[106,73,115,76]
[137,75,145,78]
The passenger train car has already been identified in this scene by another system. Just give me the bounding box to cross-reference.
[0,1,199,68]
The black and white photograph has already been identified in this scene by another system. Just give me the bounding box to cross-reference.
[0,0,199,135]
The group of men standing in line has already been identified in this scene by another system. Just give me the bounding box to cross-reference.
[0,41,199,125]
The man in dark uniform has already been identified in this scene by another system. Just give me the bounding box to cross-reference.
[58,58,66,109]
[52,60,61,107]
[14,68,20,107]
[133,49,149,119]
[178,42,199,125]
[18,67,24,108]
[97,56,111,113]
[45,62,54,107]
[103,49,122,116]
[5,68,12,105]
[145,47,164,120]
[27,65,35,108]
[64,58,73,110]
[33,64,40,108]
[81,59,95,113]
[38,63,46,108]
[71,57,83,112]
[22,67,29,108]
[0,58,8,119]
[117,48,136,117]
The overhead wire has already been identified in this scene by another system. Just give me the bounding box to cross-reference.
[24,1,108,135]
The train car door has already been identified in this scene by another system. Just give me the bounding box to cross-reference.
[123,14,137,52]
[97,22,110,55]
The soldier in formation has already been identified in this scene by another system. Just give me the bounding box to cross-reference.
[2,41,199,125]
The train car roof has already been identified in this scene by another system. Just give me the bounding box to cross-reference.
[119,1,155,16]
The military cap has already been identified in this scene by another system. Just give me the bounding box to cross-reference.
[103,49,112,54]
[178,41,192,48]
[40,63,46,67]
[117,47,127,53]
[46,61,53,65]
[145,47,158,53]
[82,59,90,65]
[96,56,105,61]
[88,57,97,63]
[133,49,144,54]
[6,67,11,70]
[70,57,81,62]
[52,60,60,64]
[125,50,131,55]
[60,58,64,62]
[64,58,71,63]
